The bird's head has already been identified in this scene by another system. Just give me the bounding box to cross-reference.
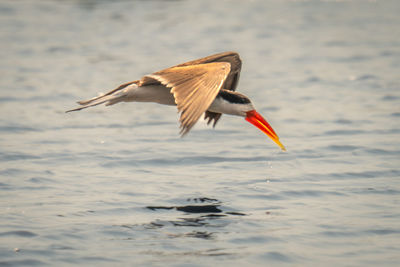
[214,90,286,151]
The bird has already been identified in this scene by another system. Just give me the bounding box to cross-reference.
[67,51,285,150]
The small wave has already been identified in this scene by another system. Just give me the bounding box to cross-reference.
[329,169,400,180]
[259,251,293,262]
[0,259,45,266]
[281,189,345,198]
[323,129,365,136]
[102,155,270,167]
[0,152,40,162]
[365,228,400,235]
[0,230,37,237]
[391,112,400,117]
[0,125,39,133]
[325,145,359,152]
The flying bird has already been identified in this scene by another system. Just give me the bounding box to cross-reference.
[67,52,285,150]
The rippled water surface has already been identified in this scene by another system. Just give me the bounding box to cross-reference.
[1,0,400,266]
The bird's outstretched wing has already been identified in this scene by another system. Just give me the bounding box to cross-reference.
[143,62,231,135]
[68,51,241,132]
[174,51,241,92]
[174,51,242,127]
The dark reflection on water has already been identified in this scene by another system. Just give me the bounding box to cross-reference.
[113,198,250,243]
[147,197,224,213]
[172,231,214,240]
[145,197,246,229]
[148,205,223,213]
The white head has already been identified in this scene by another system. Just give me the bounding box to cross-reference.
[208,90,255,116]
[208,90,286,151]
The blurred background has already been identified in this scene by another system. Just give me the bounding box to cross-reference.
[1,0,399,266]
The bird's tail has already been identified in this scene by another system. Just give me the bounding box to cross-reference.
[66,80,139,113]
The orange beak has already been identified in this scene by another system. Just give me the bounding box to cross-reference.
[245,110,286,151]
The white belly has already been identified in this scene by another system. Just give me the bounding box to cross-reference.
[124,84,176,106]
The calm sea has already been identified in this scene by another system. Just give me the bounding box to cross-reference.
[1,0,399,266]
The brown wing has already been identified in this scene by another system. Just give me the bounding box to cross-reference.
[174,51,242,127]
[174,51,242,91]
[143,62,231,135]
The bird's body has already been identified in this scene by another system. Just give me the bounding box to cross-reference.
[67,52,285,150]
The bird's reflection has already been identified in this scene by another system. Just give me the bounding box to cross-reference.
[135,197,246,239]
[146,197,245,216]
[147,204,222,213]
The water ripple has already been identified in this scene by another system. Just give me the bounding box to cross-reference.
[0,125,39,132]
[101,155,270,167]
[259,251,293,263]
[330,169,400,179]
[0,230,37,237]
[0,259,45,266]
[0,152,40,162]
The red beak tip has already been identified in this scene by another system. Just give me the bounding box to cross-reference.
[246,110,285,151]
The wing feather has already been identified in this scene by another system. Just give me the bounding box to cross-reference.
[173,51,242,127]
[145,62,231,135]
